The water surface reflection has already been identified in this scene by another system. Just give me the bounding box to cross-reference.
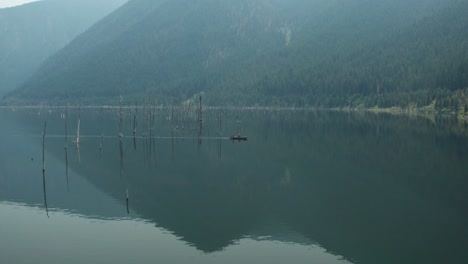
[0,108,467,264]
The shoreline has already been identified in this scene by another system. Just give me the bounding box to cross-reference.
[1,104,467,120]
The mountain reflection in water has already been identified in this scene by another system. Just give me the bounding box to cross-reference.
[0,108,467,264]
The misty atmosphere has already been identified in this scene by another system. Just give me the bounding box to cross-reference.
[0,0,467,263]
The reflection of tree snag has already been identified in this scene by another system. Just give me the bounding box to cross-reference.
[126,188,129,215]
[119,136,124,179]
[198,96,203,150]
[133,104,138,135]
[218,113,223,159]
[171,127,175,161]
[65,104,68,150]
[65,104,69,192]
[42,121,46,172]
[99,106,104,154]
[42,168,49,218]
[133,104,137,151]
[76,106,81,146]
[119,96,123,139]
[42,121,49,218]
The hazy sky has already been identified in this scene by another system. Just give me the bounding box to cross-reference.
[0,0,40,8]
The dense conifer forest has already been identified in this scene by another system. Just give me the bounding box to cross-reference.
[3,0,468,114]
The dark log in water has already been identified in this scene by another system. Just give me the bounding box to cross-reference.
[230,135,248,141]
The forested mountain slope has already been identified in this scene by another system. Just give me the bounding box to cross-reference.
[0,0,127,95]
[6,0,468,109]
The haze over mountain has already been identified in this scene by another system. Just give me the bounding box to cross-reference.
[5,0,468,109]
[0,0,41,9]
[0,0,127,95]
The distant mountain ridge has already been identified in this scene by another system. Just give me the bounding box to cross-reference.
[5,0,468,109]
[0,0,127,95]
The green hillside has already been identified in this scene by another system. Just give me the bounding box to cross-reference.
[0,0,127,95]
[5,0,468,111]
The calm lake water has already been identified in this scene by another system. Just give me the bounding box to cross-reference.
[0,107,467,264]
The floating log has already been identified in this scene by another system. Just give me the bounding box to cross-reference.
[230,135,248,141]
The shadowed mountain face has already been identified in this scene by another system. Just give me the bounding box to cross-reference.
[2,108,467,263]
[0,0,127,95]
[5,0,468,107]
